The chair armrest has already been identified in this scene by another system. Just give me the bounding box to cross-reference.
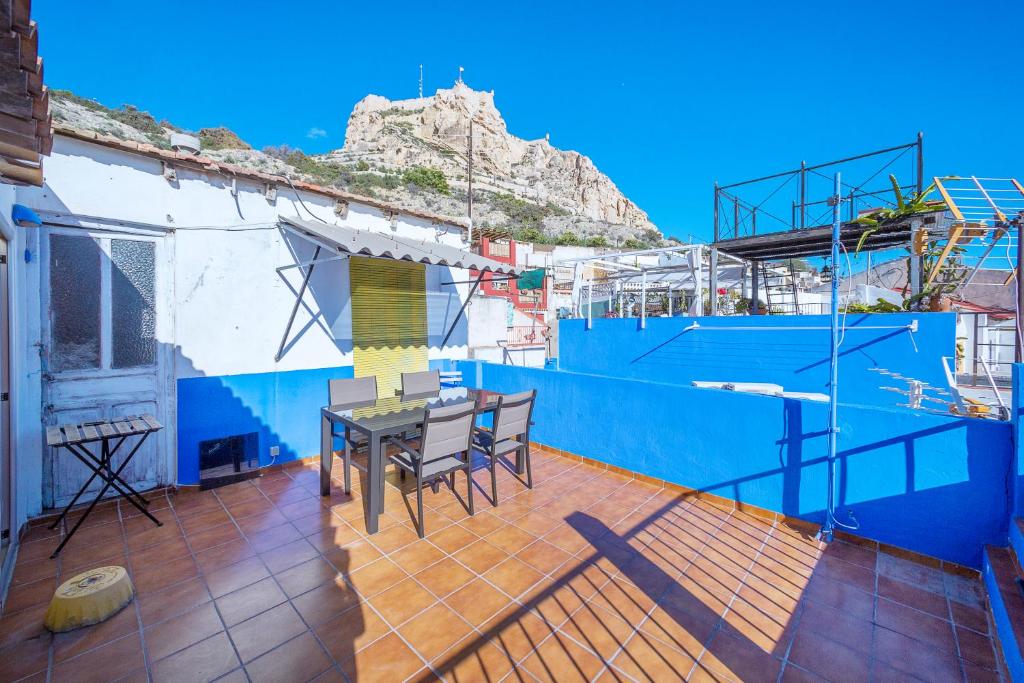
[385,436,422,460]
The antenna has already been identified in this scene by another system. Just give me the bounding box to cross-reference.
[458,66,464,84]
[418,64,423,98]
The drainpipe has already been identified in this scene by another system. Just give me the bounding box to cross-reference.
[710,248,719,316]
[586,280,593,330]
[640,269,647,329]
[694,246,704,317]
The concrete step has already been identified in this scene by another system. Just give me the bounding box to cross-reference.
[983,542,1024,681]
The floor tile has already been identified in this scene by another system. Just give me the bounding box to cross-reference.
[398,602,474,662]
[875,597,957,653]
[346,555,409,597]
[336,631,425,683]
[482,557,545,599]
[516,539,573,575]
[276,557,341,598]
[52,631,146,683]
[261,537,320,574]
[413,557,477,598]
[291,578,362,627]
[144,601,224,661]
[522,630,609,682]
[228,602,308,663]
[448,579,520,630]
[452,539,509,574]
[215,576,287,626]
[204,556,270,598]
[314,602,392,660]
[152,632,241,683]
[370,577,437,626]
[53,601,139,662]
[245,631,333,683]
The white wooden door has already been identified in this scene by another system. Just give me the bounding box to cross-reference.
[41,228,173,509]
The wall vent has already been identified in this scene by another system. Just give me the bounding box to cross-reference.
[198,432,260,489]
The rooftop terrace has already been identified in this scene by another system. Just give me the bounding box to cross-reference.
[0,447,1002,682]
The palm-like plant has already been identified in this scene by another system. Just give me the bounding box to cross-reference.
[853,174,944,253]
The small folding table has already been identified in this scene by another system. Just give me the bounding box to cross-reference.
[45,414,164,558]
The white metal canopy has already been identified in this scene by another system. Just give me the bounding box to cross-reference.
[279,215,525,276]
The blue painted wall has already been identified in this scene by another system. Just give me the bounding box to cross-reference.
[176,365,353,484]
[558,313,956,408]
[1014,364,1024,520]
[459,360,1011,568]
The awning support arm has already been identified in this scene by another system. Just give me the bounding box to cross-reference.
[441,275,518,285]
[275,245,321,362]
[440,271,485,348]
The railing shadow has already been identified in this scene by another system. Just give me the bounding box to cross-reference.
[424,480,811,681]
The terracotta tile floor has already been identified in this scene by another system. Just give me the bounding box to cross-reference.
[0,447,1005,682]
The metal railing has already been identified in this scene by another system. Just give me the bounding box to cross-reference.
[507,325,545,347]
[958,312,1015,387]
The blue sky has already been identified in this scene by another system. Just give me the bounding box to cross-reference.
[37,0,1023,242]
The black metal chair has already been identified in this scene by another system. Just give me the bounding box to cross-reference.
[386,402,477,538]
[328,376,378,493]
[473,390,536,506]
[401,369,441,395]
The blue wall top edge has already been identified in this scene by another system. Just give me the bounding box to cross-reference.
[557,313,956,409]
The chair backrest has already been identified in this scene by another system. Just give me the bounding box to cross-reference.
[328,376,378,406]
[401,369,440,395]
[420,403,477,461]
[493,390,536,441]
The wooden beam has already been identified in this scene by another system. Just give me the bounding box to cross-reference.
[925,223,964,287]
[0,137,39,162]
[0,108,36,136]
[933,177,964,222]
[0,156,41,184]
[17,20,36,72]
[26,57,40,95]
[12,0,31,34]
[0,126,41,151]
[31,85,46,119]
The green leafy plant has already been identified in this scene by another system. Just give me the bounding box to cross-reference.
[585,235,609,248]
[402,166,450,194]
[842,298,904,313]
[556,231,582,246]
[853,174,944,253]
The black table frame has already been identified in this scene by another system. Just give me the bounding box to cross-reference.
[320,388,522,534]
[46,417,163,558]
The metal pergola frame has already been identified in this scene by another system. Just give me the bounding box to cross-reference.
[553,244,758,323]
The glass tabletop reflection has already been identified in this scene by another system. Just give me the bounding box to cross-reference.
[324,387,502,434]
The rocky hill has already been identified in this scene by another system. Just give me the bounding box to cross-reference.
[51,84,665,247]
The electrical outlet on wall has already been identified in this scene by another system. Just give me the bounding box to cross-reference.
[269,446,279,457]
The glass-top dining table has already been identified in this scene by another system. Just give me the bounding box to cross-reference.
[320,387,517,534]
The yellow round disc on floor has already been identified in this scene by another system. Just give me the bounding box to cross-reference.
[44,566,134,633]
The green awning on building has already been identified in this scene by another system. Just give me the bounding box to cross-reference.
[517,268,546,290]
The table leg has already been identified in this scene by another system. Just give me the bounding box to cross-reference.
[366,434,382,535]
[515,447,526,475]
[320,415,332,496]
[105,435,162,526]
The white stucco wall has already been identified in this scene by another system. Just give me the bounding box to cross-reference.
[6,135,479,519]
[18,136,472,381]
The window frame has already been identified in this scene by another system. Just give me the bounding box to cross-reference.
[43,229,161,380]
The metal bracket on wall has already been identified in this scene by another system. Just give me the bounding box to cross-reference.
[440,271,485,348]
